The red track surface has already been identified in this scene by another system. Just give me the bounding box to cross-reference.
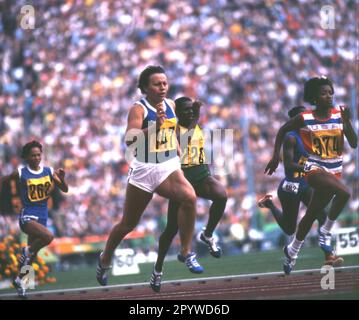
[3,267,357,300]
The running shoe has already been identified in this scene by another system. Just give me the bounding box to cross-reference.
[200,231,222,258]
[177,252,204,274]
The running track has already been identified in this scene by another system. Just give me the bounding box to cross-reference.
[1,266,358,300]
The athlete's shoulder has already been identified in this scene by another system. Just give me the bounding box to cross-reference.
[43,166,54,175]
[331,106,341,117]
[285,131,297,139]
[132,99,145,109]
[300,110,313,118]
[129,102,146,115]
[284,131,297,145]
[18,166,28,177]
[195,123,203,131]
[301,110,313,114]
[300,110,315,123]
[165,98,176,110]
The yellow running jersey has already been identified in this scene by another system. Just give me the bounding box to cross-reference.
[180,124,205,167]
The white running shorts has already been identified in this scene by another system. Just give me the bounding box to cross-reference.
[128,156,181,193]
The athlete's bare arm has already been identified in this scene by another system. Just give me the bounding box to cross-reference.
[265,115,304,175]
[125,104,146,147]
[189,100,203,130]
[340,105,358,149]
[53,169,69,193]
[283,135,304,173]
[125,103,168,147]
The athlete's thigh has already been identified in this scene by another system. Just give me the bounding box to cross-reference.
[307,170,348,194]
[299,186,313,208]
[27,234,35,246]
[22,220,52,239]
[307,188,334,212]
[155,169,195,202]
[122,183,153,225]
[277,187,301,223]
[195,176,226,201]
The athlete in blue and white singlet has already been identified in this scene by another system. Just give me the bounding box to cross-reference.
[0,140,68,297]
[18,165,54,229]
[97,66,202,288]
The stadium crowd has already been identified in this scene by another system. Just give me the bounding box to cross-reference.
[0,0,357,253]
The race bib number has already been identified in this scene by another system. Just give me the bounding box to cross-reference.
[334,227,359,255]
[311,132,342,159]
[282,180,300,194]
[148,119,177,153]
[27,176,52,202]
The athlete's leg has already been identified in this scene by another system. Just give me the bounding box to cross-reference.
[259,197,284,227]
[289,169,349,243]
[258,180,300,236]
[298,170,350,247]
[307,171,350,223]
[276,190,300,236]
[22,221,54,255]
[101,183,153,267]
[300,186,343,264]
[154,200,180,272]
[296,187,334,241]
[300,187,326,228]
[286,188,333,261]
[155,169,196,257]
[195,176,227,237]
[16,221,53,286]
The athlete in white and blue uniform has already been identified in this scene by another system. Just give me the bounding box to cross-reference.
[18,165,54,230]
[0,140,68,298]
[96,66,202,288]
[135,97,178,164]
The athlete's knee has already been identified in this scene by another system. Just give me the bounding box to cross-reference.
[337,187,351,202]
[215,189,228,204]
[160,227,178,242]
[121,222,137,234]
[283,225,296,236]
[302,212,317,225]
[116,218,138,235]
[43,232,54,245]
[180,190,196,209]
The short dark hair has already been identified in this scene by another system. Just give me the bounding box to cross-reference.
[21,140,42,159]
[303,76,334,105]
[174,96,192,115]
[137,65,166,94]
[288,106,306,118]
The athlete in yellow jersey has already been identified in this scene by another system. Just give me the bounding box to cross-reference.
[150,97,228,292]
[265,76,357,274]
